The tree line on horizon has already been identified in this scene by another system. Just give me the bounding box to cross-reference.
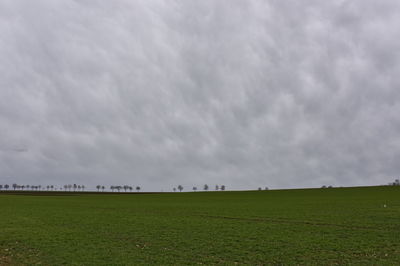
[2,179,398,193]
[0,184,87,191]
[107,185,141,192]
[0,183,139,193]
[0,183,227,193]
[173,184,227,192]
[0,184,57,191]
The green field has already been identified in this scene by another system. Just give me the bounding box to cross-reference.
[1,186,399,265]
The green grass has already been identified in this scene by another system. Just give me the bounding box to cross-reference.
[0,186,399,265]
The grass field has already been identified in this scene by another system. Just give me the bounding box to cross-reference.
[0,186,399,265]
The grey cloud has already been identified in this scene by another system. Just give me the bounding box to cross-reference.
[1,0,399,190]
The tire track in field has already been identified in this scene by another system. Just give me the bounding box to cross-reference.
[196,214,394,231]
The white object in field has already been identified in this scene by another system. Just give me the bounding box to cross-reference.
[383,204,387,208]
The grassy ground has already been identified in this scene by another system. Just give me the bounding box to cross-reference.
[0,186,399,265]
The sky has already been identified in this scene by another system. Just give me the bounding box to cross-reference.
[1,0,399,191]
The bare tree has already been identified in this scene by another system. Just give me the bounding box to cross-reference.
[173,187,176,192]
[5,184,9,190]
[101,186,105,192]
[12,184,17,190]
[96,185,101,192]
[110,186,115,192]
[136,186,141,192]
[178,185,183,192]
[0,185,2,191]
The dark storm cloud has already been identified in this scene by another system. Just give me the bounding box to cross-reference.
[1,0,399,190]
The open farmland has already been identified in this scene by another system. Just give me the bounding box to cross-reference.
[0,186,399,265]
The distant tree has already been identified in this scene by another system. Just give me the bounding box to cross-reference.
[203,184,209,191]
[101,186,105,192]
[129,186,133,192]
[38,185,41,191]
[178,185,183,192]
[96,185,101,192]
[193,187,197,192]
[173,187,176,192]
[220,185,225,191]
[136,186,141,192]
[0,185,2,190]
[258,187,262,191]
[12,184,17,190]
[110,186,115,192]
[116,186,121,192]
[5,184,9,190]
[215,185,219,191]
[321,185,327,188]
[264,187,269,190]
[123,185,128,192]
[73,184,77,192]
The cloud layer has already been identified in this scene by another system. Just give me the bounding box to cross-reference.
[1,0,399,190]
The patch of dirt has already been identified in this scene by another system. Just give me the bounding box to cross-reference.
[0,254,12,266]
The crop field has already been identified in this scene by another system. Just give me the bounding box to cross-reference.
[0,186,399,265]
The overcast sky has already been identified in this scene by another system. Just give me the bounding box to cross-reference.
[1,0,399,191]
